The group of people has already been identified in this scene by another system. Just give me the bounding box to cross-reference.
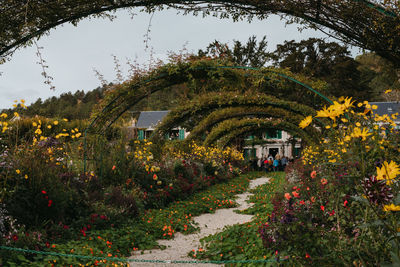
[250,154,289,172]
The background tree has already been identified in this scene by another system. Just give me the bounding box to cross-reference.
[198,36,270,68]
[269,38,376,100]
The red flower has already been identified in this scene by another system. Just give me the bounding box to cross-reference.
[63,225,69,229]
[329,210,335,216]
[12,234,18,241]
[46,242,50,248]
[292,191,300,198]
[41,190,47,194]
[48,200,53,207]
[320,205,325,211]
[112,165,116,171]
[299,200,305,205]
[343,200,348,207]
[320,178,328,185]
[310,171,317,179]
[305,253,310,258]
[284,193,292,200]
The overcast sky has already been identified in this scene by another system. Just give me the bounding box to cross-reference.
[0,8,360,109]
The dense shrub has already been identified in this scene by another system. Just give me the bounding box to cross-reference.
[259,98,400,266]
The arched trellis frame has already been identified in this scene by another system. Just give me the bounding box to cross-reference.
[88,62,331,134]
[150,92,324,143]
[183,105,322,142]
[2,0,399,66]
[83,62,332,172]
[203,117,315,147]
[218,125,301,149]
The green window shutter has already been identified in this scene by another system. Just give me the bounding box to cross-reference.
[277,131,282,139]
[138,130,144,140]
[179,129,185,140]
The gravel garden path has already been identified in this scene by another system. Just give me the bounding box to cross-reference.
[129,176,270,267]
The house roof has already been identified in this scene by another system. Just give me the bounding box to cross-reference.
[369,102,400,118]
[136,111,169,129]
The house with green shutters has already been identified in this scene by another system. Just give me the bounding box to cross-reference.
[135,111,186,140]
[243,129,301,160]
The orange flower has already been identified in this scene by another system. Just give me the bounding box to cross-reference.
[310,171,317,179]
[321,178,328,185]
[311,196,316,203]
[292,191,300,198]
[284,193,292,200]
[112,165,116,171]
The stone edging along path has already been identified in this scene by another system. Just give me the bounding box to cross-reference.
[129,176,270,267]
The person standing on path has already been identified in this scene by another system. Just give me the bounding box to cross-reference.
[273,158,279,172]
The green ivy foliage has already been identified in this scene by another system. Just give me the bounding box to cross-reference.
[203,118,315,147]
[185,106,319,142]
[89,59,329,133]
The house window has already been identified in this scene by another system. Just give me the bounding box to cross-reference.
[265,130,282,139]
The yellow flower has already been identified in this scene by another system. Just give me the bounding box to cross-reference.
[32,122,37,127]
[383,204,400,212]
[13,112,19,118]
[372,105,378,110]
[47,125,52,129]
[385,89,392,94]
[53,121,59,125]
[316,102,345,121]
[351,127,371,141]
[24,174,28,179]
[0,113,7,119]
[63,118,68,122]
[299,116,312,129]
[341,97,354,109]
[16,169,21,174]
[376,161,400,185]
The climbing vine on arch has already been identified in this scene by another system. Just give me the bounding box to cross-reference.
[202,117,316,147]
[89,59,329,133]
